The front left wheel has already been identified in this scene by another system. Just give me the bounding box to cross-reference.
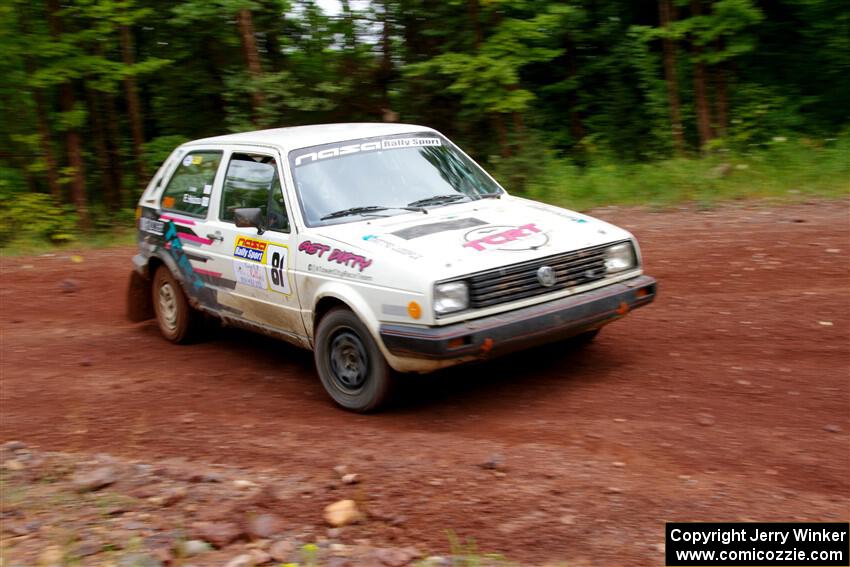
[314,307,393,412]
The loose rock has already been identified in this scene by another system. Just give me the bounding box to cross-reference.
[373,547,417,566]
[3,459,25,471]
[249,549,272,564]
[324,499,362,527]
[72,466,117,492]
[342,473,360,485]
[695,413,716,426]
[177,540,211,557]
[223,553,255,567]
[60,279,80,294]
[477,454,505,471]
[160,486,187,506]
[38,546,64,566]
[246,513,284,539]
[192,521,243,548]
[269,540,295,562]
[117,553,164,567]
[2,440,26,451]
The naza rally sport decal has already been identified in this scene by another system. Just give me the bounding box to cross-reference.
[231,237,291,294]
[233,237,268,262]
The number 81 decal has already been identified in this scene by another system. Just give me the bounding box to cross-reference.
[266,244,291,294]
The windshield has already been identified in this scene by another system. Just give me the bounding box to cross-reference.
[289,133,504,227]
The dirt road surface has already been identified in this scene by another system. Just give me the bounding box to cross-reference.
[2,201,848,565]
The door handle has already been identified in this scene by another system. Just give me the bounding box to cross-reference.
[206,232,223,242]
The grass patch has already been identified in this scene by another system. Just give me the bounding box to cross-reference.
[0,228,135,257]
[502,136,850,210]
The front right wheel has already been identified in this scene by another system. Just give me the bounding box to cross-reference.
[314,307,393,412]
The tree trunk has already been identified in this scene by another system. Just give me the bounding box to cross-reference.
[61,83,89,226]
[119,23,147,189]
[690,0,713,150]
[103,91,125,208]
[565,38,586,143]
[32,83,62,200]
[19,11,62,199]
[712,39,728,138]
[468,0,482,49]
[86,88,116,210]
[493,114,511,158]
[236,8,265,120]
[659,0,685,154]
[47,0,89,227]
[376,0,393,114]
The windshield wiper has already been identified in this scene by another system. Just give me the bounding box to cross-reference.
[475,192,502,200]
[320,205,425,221]
[407,194,469,208]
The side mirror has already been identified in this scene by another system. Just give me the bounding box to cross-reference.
[234,208,266,235]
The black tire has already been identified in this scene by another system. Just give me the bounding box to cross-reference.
[571,328,600,345]
[314,307,393,412]
[152,266,200,344]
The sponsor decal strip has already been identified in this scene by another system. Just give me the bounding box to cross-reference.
[159,214,196,226]
[233,236,268,263]
[164,221,203,290]
[192,267,222,278]
[293,136,442,167]
[299,240,372,272]
[178,233,214,246]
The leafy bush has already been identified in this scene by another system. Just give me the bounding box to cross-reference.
[0,190,79,247]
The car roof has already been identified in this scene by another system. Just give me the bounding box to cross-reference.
[183,122,437,153]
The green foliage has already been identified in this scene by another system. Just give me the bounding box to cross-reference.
[0,171,78,247]
[142,135,190,173]
[0,0,847,242]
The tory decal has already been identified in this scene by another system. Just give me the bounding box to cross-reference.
[463,223,549,252]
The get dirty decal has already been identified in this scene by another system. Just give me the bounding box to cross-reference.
[299,240,373,272]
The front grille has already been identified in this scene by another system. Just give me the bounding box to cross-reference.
[463,241,627,309]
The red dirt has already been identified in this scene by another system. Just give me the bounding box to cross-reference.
[2,201,848,565]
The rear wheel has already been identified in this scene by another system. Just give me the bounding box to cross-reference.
[314,307,393,412]
[152,266,200,344]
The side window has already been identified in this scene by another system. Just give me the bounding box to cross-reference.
[221,153,290,233]
[161,150,222,217]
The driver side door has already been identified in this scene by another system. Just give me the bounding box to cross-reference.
[203,147,307,346]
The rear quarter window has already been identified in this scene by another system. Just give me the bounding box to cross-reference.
[160,150,223,217]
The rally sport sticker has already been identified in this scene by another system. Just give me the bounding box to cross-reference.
[232,236,290,294]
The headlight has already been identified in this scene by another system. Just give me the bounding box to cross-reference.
[604,242,636,273]
[434,281,469,315]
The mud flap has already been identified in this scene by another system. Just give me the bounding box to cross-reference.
[126,271,154,322]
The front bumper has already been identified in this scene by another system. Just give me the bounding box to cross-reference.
[379,275,657,360]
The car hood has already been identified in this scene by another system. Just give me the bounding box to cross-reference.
[307,196,634,282]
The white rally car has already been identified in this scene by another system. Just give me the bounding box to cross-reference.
[128,123,656,411]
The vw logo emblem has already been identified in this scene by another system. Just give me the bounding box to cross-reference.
[536,266,557,287]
